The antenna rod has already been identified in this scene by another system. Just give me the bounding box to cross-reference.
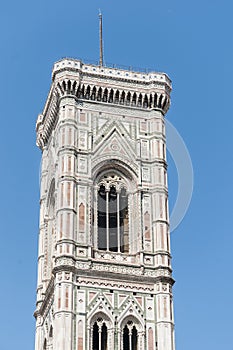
[99,10,103,66]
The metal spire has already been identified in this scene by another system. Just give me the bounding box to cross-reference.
[99,10,103,66]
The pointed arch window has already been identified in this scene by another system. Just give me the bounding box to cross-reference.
[97,174,129,253]
[85,85,91,99]
[97,87,102,101]
[92,321,108,350]
[120,91,125,104]
[137,94,142,107]
[103,88,108,102]
[123,324,138,350]
[132,93,137,106]
[91,86,97,100]
[126,92,131,105]
[108,89,114,103]
[115,90,120,104]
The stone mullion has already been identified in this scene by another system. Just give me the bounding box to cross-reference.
[129,327,132,350]
[98,326,102,350]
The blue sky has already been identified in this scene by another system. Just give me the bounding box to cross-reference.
[0,1,232,349]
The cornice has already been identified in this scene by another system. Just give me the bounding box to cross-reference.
[53,256,173,281]
[36,87,59,150]
[52,58,172,90]
[36,58,172,150]
[52,264,175,288]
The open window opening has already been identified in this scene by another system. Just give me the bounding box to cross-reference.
[92,321,108,350]
[97,175,129,253]
[123,324,138,350]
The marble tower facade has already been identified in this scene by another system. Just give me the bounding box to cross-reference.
[35,58,175,350]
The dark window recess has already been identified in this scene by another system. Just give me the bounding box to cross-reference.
[92,322,108,350]
[97,183,129,253]
[123,325,138,350]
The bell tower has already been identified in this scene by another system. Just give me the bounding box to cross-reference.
[35,58,175,350]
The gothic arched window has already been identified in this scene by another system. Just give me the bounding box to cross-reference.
[97,174,129,253]
[92,321,108,350]
[123,323,138,350]
[123,325,129,350]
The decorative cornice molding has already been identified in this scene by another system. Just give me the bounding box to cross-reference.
[52,58,172,90]
[55,79,170,114]
[52,257,174,283]
[36,89,59,149]
[36,58,172,150]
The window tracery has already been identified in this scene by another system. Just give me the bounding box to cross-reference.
[123,322,138,350]
[92,319,108,350]
[96,174,129,253]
